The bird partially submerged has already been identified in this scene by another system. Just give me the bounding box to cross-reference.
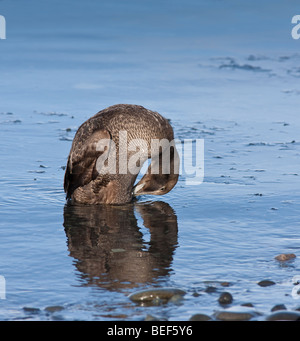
[64,104,179,204]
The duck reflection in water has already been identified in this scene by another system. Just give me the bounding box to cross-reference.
[63,200,178,290]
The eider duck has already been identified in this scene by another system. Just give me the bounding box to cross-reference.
[64,104,179,204]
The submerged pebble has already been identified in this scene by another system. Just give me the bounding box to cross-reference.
[257,280,276,287]
[220,282,230,287]
[274,253,296,261]
[271,304,286,312]
[189,314,213,321]
[44,305,64,313]
[144,314,161,321]
[129,287,186,305]
[23,307,41,314]
[205,286,217,293]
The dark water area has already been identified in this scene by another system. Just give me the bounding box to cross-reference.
[0,0,300,321]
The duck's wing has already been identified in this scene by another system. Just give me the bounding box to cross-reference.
[64,129,111,199]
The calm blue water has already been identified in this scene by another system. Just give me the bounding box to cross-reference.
[0,0,300,320]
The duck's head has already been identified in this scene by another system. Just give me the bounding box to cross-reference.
[133,145,179,197]
[133,172,179,197]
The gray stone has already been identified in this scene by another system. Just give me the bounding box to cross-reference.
[144,314,160,321]
[214,311,253,321]
[189,314,213,321]
[23,307,40,314]
[257,280,276,287]
[129,287,186,305]
[271,304,287,312]
[266,310,300,321]
[44,305,64,313]
[274,253,296,262]
[205,286,217,293]
[218,292,233,305]
[214,306,260,321]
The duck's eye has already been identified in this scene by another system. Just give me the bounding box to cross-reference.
[160,186,166,191]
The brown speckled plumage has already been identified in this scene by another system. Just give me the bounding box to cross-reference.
[64,104,179,204]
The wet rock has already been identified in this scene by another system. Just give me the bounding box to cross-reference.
[221,282,230,287]
[275,253,296,262]
[44,305,64,313]
[215,311,252,321]
[189,314,213,321]
[129,288,186,306]
[144,314,160,321]
[218,292,233,305]
[23,307,41,314]
[169,294,185,304]
[293,277,300,285]
[257,280,276,287]
[214,306,260,321]
[192,291,201,297]
[241,303,254,308]
[266,310,300,321]
[271,304,286,312]
[205,286,217,293]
